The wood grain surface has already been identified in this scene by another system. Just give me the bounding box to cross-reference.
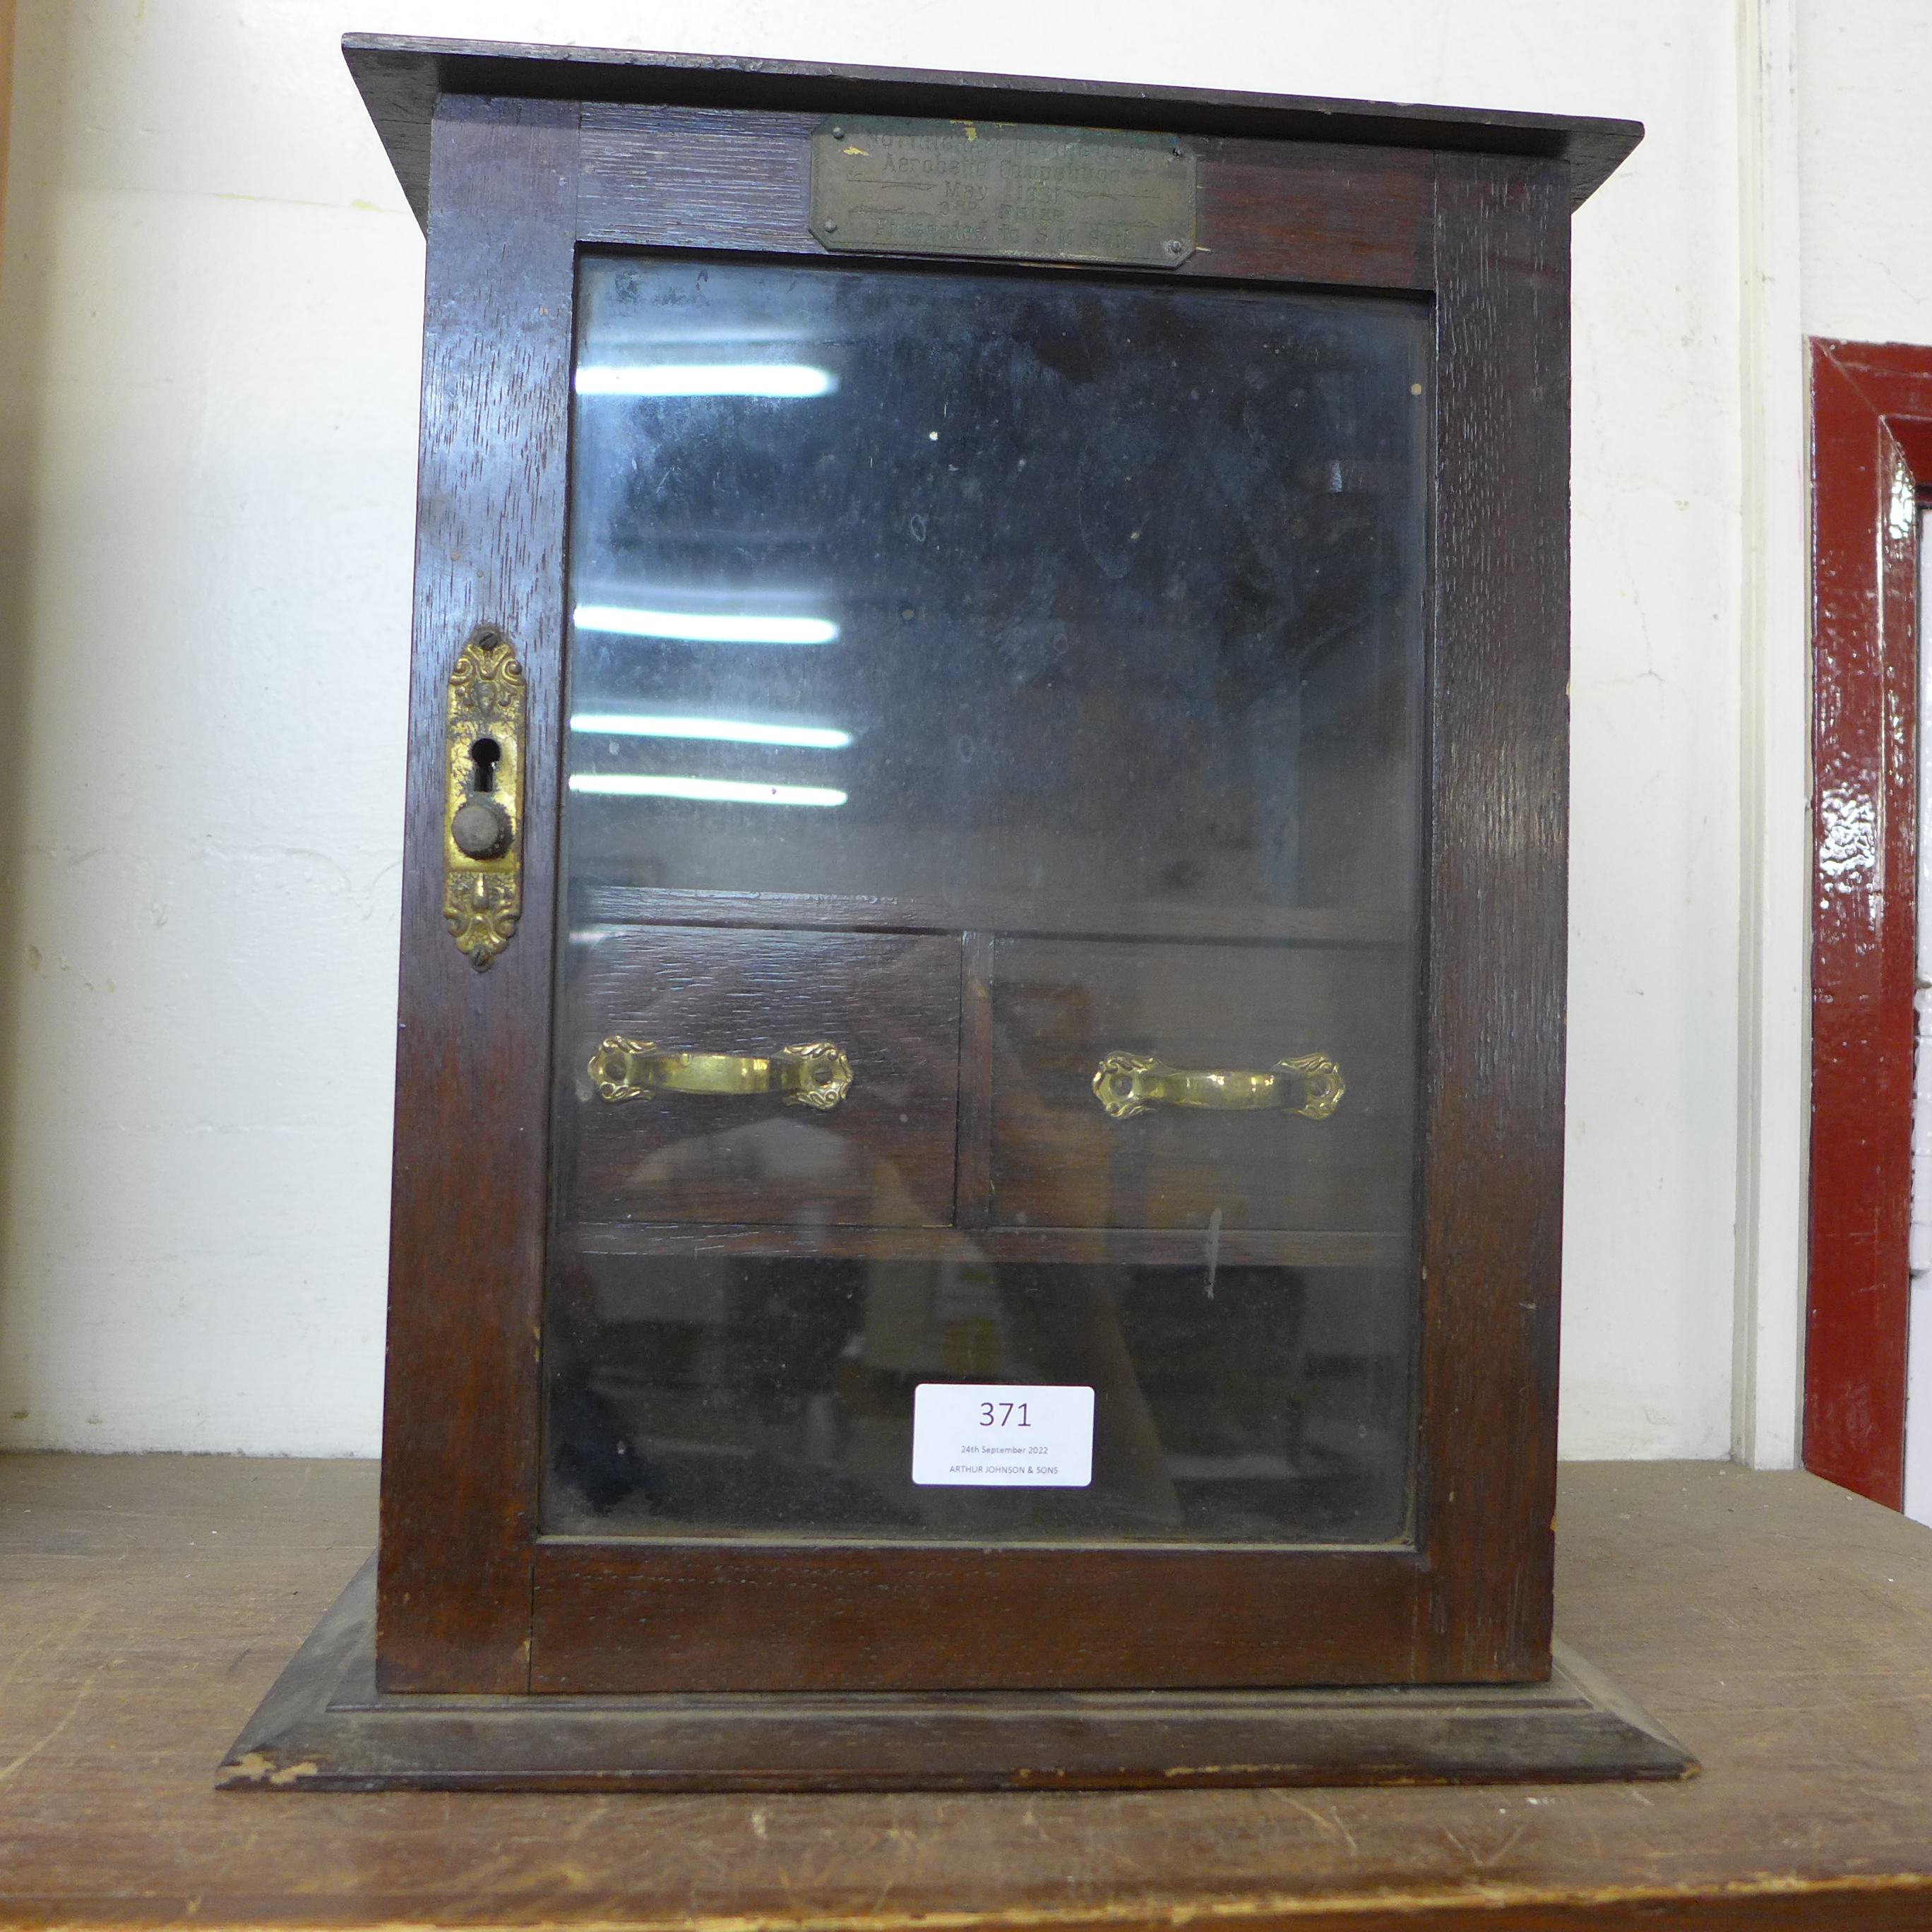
[529,1541,1419,1694]
[1184,136,1432,290]
[2,1455,1931,1928]
[376,95,578,1694]
[1411,155,1571,1683]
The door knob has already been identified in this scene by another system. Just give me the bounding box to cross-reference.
[450,795,513,860]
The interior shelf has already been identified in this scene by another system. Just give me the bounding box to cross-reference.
[573,884,1410,949]
[566,1220,1408,1268]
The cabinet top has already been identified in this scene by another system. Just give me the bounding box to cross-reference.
[343,32,1642,232]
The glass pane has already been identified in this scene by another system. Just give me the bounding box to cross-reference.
[549,1257,1410,1540]
[544,253,1426,1545]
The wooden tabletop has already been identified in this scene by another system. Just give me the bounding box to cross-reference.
[2,1454,1929,1928]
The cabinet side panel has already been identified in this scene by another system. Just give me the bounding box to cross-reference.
[376,96,578,1693]
[1417,154,1570,1679]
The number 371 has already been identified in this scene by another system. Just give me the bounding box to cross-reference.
[979,1401,1030,1428]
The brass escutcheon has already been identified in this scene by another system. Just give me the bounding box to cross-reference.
[441,624,526,970]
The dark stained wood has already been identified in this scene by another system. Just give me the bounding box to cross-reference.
[530,1541,1421,1693]
[564,928,961,1229]
[1186,137,1432,290]
[1806,339,1932,1510]
[376,95,578,1694]
[577,104,1434,292]
[16,1455,1932,1927]
[566,1221,1406,1268]
[342,34,1643,229]
[578,104,808,254]
[1413,155,1572,1681]
[576,883,1409,948]
[225,1560,1690,1789]
[984,936,1412,1234]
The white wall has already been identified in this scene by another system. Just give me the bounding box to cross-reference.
[1796,2,1932,344]
[0,0,1822,1457]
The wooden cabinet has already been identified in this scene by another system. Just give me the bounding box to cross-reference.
[346,35,1640,1723]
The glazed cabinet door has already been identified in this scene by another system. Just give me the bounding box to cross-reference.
[535,238,1429,1683]
[378,94,1571,1696]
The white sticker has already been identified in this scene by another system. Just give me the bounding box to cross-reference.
[910,1383,1095,1487]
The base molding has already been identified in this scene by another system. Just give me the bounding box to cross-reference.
[219,1559,1695,1791]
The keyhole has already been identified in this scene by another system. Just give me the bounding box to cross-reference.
[470,737,501,795]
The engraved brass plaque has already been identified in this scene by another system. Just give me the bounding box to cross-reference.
[811,119,1196,269]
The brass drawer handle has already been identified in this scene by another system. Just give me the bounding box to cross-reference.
[1092,1051,1344,1121]
[588,1037,853,1111]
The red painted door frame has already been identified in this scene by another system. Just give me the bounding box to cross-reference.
[1807,338,1932,1507]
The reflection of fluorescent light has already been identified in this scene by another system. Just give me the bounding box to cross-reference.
[573,604,839,646]
[575,364,837,398]
[570,775,847,807]
[571,712,853,749]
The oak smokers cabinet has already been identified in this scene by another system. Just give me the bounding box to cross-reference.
[222,37,1686,1790]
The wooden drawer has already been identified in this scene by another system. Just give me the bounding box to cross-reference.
[561,928,961,1228]
[982,936,1413,1234]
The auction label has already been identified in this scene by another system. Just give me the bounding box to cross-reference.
[910,1383,1094,1488]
